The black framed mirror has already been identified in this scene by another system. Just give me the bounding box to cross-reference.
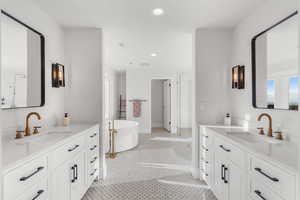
[252,11,299,111]
[1,10,45,109]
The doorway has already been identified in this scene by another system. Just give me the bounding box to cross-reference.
[151,79,172,133]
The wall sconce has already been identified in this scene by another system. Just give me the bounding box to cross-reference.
[232,65,245,89]
[52,63,65,88]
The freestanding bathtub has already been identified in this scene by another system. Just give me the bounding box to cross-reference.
[106,120,139,153]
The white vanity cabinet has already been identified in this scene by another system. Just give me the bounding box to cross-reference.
[212,136,245,200]
[49,126,100,200]
[199,125,298,200]
[3,156,48,200]
[199,126,213,185]
[2,124,100,200]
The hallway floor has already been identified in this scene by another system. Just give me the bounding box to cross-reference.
[82,129,217,200]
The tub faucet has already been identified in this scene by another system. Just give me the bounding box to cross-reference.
[25,112,42,136]
[257,113,273,137]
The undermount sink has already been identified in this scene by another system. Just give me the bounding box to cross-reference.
[226,131,281,144]
[14,132,71,145]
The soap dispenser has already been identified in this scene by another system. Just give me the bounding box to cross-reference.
[224,113,232,126]
[63,113,70,127]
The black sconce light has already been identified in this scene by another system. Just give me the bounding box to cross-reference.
[52,63,65,88]
[232,65,245,89]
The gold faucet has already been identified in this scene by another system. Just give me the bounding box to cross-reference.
[257,113,273,137]
[25,112,42,136]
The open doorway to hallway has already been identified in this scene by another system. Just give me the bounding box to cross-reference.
[151,79,172,133]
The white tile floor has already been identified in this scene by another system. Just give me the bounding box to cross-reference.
[82,128,217,200]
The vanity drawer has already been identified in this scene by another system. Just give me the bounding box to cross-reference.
[249,179,283,200]
[87,155,99,185]
[15,179,48,200]
[87,130,99,142]
[214,136,244,168]
[250,156,296,200]
[3,156,47,200]
[50,135,85,169]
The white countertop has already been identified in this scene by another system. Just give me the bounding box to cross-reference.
[200,124,298,173]
[2,123,98,174]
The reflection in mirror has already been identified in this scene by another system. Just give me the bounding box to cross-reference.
[1,11,44,109]
[253,12,299,110]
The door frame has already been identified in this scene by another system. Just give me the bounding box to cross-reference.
[150,76,177,134]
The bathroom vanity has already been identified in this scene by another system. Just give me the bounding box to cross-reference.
[199,124,298,200]
[1,124,100,200]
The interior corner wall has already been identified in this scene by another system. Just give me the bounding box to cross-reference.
[0,1,65,134]
[229,0,300,143]
[195,29,232,125]
[64,28,102,123]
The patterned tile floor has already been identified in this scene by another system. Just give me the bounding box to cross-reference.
[82,128,217,200]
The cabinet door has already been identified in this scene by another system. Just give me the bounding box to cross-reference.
[213,158,228,200]
[50,161,71,200]
[227,162,244,200]
[71,152,86,200]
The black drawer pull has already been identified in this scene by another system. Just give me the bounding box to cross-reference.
[90,145,97,151]
[20,167,44,181]
[255,190,267,200]
[224,167,228,184]
[71,165,76,183]
[32,190,44,200]
[90,133,97,138]
[221,164,225,180]
[90,169,97,176]
[219,145,231,152]
[204,135,208,138]
[90,157,98,164]
[74,164,78,180]
[255,168,279,182]
[68,145,79,152]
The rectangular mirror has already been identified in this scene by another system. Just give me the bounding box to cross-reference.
[252,11,299,111]
[1,10,45,109]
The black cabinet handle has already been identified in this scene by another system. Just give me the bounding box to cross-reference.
[74,164,78,180]
[32,190,44,200]
[90,169,97,176]
[224,167,228,184]
[20,167,44,181]
[90,145,97,151]
[90,133,97,138]
[255,190,267,200]
[221,164,225,180]
[219,145,231,152]
[204,135,208,138]
[90,157,98,164]
[68,145,79,152]
[71,165,76,183]
[255,168,279,182]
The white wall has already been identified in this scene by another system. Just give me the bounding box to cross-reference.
[195,29,232,125]
[229,0,300,142]
[151,80,164,128]
[0,0,65,134]
[64,28,102,123]
[180,74,192,128]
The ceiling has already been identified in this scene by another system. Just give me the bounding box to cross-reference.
[33,0,266,71]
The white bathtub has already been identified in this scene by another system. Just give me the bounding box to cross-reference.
[106,120,139,153]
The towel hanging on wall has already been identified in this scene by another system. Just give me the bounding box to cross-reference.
[129,99,147,118]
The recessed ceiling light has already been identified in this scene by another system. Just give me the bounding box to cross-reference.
[152,8,164,16]
[150,53,158,57]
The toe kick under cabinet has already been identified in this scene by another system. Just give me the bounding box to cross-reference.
[199,125,298,200]
[2,124,100,200]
